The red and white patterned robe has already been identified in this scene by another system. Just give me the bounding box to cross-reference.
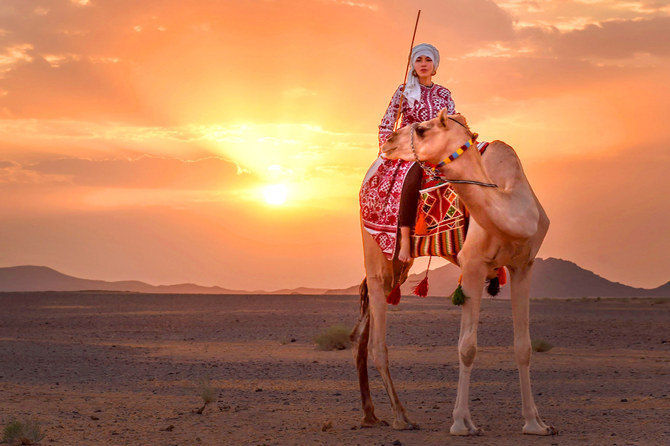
[360,83,456,259]
[378,83,456,148]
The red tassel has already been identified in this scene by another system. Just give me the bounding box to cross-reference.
[412,255,431,298]
[413,276,429,297]
[386,283,401,305]
[497,267,507,286]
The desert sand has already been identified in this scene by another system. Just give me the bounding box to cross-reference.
[0,292,668,445]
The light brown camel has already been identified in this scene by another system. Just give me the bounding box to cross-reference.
[351,109,556,436]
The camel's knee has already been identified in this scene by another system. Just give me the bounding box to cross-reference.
[460,345,477,367]
[459,335,478,367]
[366,272,393,296]
[514,336,532,366]
[369,344,388,371]
[366,271,385,287]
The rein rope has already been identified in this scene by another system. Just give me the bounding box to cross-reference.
[410,121,498,188]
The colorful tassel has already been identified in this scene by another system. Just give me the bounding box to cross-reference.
[412,256,432,298]
[386,283,402,305]
[413,276,429,297]
[486,277,500,296]
[497,267,507,286]
[451,284,467,306]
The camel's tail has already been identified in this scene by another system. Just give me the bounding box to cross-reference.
[350,277,373,412]
[351,277,370,341]
[358,278,369,318]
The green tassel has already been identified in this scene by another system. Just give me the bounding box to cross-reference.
[451,284,467,306]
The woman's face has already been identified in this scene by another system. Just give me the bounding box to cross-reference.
[414,55,434,78]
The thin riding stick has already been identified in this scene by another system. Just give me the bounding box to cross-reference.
[393,10,421,131]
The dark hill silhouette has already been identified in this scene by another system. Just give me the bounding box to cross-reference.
[0,259,667,297]
[396,257,669,298]
[0,265,248,294]
[529,258,668,298]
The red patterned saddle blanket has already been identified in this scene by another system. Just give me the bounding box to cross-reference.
[360,143,488,262]
[410,182,465,265]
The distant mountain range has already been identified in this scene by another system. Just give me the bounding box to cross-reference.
[392,257,670,298]
[0,258,668,298]
[0,265,248,294]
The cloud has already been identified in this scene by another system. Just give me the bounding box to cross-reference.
[553,16,670,58]
[0,0,383,124]
[0,118,379,176]
[613,0,670,13]
[388,0,517,54]
[326,0,379,10]
[0,55,143,121]
[5,155,255,190]
[500,0,670,30]
[283,87,318,99]
[0,43,34,72]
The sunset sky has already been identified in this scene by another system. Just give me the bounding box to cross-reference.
[1,0,668,291]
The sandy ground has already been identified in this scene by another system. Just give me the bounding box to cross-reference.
[0,292,668,445]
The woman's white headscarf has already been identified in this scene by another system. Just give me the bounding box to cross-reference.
[404,43,440,107]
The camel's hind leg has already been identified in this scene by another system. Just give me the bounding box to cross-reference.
[350,279,387,427]
[359,227,416,430]
[451,259,487,436]
[366,270,418,430]
[509,263,557,436]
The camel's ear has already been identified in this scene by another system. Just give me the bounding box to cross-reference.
[438,109,448,127]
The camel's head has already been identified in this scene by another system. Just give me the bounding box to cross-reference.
[381,110,474,166]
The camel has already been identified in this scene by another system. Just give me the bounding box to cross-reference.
[351,109,556,436]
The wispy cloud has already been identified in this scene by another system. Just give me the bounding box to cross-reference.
[0,44,34,72]
[326,0,379,11]
[283,87,318,99]
[12,156,254,189]
[553,16,670,58]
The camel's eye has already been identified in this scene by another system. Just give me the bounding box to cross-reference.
[415,126,426,137]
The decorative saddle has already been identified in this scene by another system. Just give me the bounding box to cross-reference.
[410,181,466,265]
[360,159,466,265]
[360,142,489,264]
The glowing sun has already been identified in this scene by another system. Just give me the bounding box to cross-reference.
[263,184,288,206]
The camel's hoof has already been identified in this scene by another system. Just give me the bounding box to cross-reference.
[392,420,419,430]
[360,417,388,428]
[523,425,558,436]
[450,424,483,436]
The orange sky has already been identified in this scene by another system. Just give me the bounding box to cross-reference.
[1,0,668,290]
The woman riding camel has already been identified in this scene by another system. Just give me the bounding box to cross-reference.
[378,43,456,262]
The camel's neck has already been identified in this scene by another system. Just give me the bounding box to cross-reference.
[442,145,538,240]
[433,135,477,169]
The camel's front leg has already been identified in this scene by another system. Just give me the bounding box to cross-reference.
[367,273,418,430]
[450,260,486,436]
[509,264,557,436]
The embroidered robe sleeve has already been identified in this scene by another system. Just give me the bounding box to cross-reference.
[378,85,405,148]
[436,86,456,115]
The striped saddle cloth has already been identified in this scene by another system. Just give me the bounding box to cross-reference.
[411,182,466,264]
